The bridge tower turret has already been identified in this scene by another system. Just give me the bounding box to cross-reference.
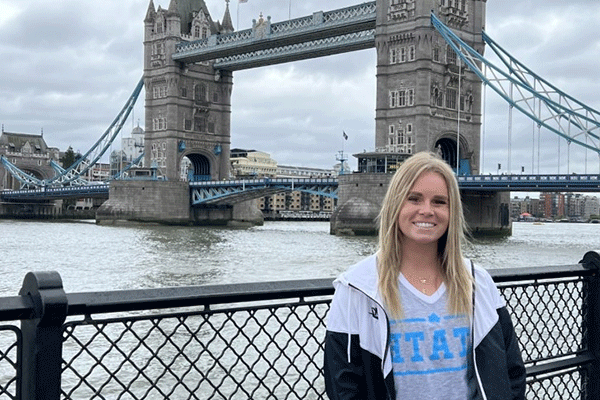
[374,0,485,174]
[143,0,233,182]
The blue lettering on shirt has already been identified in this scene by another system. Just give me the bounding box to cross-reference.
[454,327,469,357]
[390,314,469,376]
[390,332,405,363]
[405,331,425,362]
[430,329,454,360]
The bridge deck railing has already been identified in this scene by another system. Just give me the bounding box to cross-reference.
[0,252,599,399]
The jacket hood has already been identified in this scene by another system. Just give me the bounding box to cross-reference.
[334,254,382,303]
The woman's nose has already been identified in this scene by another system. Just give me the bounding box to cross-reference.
[419,201,434,215]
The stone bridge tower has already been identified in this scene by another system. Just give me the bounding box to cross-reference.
[333,0,510,236]
[375,0,485,173]
[143,0,234,181]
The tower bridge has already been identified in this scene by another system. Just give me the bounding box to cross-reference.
[92,0,492,230]
[3,0,600,234]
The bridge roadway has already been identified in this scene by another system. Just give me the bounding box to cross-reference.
[3,174,600,204]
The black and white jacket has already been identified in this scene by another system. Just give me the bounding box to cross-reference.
[324,254,526,400]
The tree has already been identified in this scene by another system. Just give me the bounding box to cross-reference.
[60,146,82,169]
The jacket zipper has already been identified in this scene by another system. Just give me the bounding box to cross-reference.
[347,283,393,380]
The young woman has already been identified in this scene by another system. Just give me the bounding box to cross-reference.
[324,152,526,399]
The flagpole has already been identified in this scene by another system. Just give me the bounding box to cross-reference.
[289,0,291,19]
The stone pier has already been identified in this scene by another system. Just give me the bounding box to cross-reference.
[96,180,264,226]
[330,173,511,237]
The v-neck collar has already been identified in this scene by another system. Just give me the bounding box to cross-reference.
[399,273,446,304]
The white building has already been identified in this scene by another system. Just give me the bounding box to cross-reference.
[230,149,277,178]
[110,125,145,177]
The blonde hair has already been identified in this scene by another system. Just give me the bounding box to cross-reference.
[377,152,472,318]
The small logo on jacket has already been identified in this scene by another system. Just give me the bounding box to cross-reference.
[369,307,378,320]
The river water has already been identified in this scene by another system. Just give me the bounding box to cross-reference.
[1,219,595,399]
[1,219,597,297]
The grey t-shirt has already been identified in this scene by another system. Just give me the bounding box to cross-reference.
[390,274,470,400]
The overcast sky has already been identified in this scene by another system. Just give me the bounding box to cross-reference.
[1,0,600,175]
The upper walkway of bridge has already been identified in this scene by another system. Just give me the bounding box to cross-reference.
[172,2,376,70]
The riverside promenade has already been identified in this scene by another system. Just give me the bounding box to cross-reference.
[0,252,599,399]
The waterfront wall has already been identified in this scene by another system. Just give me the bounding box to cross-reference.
[1,252,598,399]
[0,200,98,220]
[0,201,61,219]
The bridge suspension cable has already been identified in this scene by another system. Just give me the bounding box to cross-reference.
[2,78,144,189]
[431,13,600,159]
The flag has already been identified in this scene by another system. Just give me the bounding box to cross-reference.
[239,0,248,3]
[343,131,348,140]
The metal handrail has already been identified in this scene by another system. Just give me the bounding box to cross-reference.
[0,252,598,399]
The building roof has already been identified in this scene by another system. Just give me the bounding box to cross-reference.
[220,0,234,33]
[145,0,156,22]
[178,0,214,35]
[0,132,51,151]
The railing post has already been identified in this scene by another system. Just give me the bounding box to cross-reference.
[19,271,68,400]
[581,251,600,400]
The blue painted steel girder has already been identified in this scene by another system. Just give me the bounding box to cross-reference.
[190,178,338,206]
[212,31,375,71]
[1,78,145,189]
[457,174,600,192]
[1,184,109,201]
[431,13,600,156]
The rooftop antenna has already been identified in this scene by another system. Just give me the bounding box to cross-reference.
[337,131,348,174]
[336,150,347,175]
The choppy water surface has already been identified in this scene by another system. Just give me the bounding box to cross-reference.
[1,220,597,296]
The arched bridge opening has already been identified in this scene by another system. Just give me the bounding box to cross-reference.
[184,153,211,182]
[434,137,471,176]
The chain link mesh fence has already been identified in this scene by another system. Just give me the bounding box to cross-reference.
[0,267,596,400]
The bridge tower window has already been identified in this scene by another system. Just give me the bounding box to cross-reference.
[446,45,457,65]
[390,48,398,64]
[390,91,398,108]
[194,84,207,102]
[194,116,207,132]
[445,87,457,109]
[400,47,407,62]
[433,46,440,62]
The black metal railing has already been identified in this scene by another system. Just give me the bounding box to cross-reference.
[0,251,599,400]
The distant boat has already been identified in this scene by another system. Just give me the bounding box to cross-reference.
[533,222,544,225]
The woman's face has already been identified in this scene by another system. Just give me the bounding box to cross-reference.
[397,171,450,246]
